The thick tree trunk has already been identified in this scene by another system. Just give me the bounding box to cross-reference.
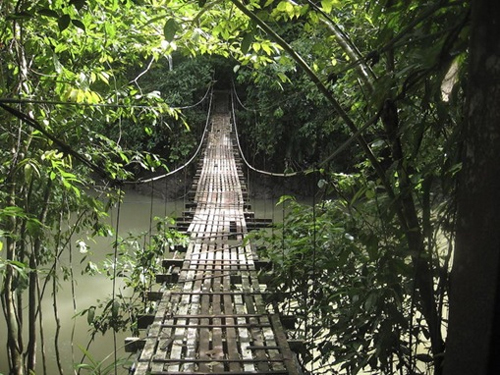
[444,1,500,374]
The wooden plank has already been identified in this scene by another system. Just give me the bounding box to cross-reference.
[235,293,254,372]
[211,240,225,373]
[223,242,242,372]
[240,245,270,373]
[167,244,196,372]
[270,314,301,375]
[169,292,267,297]
[150,291,177,373]
[151,358,285,363]
[198,240,211,373]
[149,372,289,375]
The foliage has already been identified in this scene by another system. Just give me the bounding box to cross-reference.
[118,54,215,166]
[77,216,188,337]
[224,1,467,373]
[230,0,467,174]
[75,345,132,375]
[252,173,452,374]
[234,68,353,172]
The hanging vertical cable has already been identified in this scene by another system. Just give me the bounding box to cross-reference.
[281,171,286,262]
[111,186,123,375]
[309,171,318,368]
[148,179,155,247]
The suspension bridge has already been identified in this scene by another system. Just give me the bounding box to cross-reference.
[126,90,303,375]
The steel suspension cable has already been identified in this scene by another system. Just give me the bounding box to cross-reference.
[231,78,310,113]
[309,176,318,363]
[231,83,258,113]
[230,89,305,178]
[111,186,123,375]
[175,83,213,110]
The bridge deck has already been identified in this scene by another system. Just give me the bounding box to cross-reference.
[131,91,301,375]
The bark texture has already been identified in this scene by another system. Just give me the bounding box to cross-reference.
[444,1,500,374]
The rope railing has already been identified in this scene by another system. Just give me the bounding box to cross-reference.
[230,87,311,178]
[0,82,213,110]
[1,78,382,185]
[174,84,213,110]
[231,82,258,113]
[231,82,384,177]
[125,87,214,184]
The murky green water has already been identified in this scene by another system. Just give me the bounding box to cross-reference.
[0,191,187,375]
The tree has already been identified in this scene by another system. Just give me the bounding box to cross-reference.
[0,1,187,373]
[221,1,467,373]
[444,1,500,374]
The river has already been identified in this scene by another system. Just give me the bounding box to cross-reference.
[0,191,188,375]
[0,189,281,375]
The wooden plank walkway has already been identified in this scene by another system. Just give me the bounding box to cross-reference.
[130,91,301,375]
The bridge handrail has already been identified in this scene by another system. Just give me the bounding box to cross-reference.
[125,85,214,184]
[230,87,305,178]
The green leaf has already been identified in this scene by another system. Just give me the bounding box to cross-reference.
[38,8,59,19]
[241,32,254,54]
[321,0,338,13]
[70,0,87,10]
[365,188,375,199]
[276,195,296,205]
[98,72,110,85]
[277,72,288,83]
[1,206,26,218]
[58,15,71,32]
[87,306,96,325]
[317,178,327,189]
[364,291,378,312]
[26,218,42,236]
[164,18,179,42]
[72,19,86,31]
[112,300,120,317]
[75,363,93,370]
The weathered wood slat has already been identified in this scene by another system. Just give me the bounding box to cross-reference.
[151,358,286,363]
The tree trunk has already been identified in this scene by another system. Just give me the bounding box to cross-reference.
[3,191,24,375]
[27,252,37,373]
[381,99,444,373]
[444,1,500,374]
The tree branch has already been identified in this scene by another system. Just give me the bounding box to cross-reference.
[228,0,393,198]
